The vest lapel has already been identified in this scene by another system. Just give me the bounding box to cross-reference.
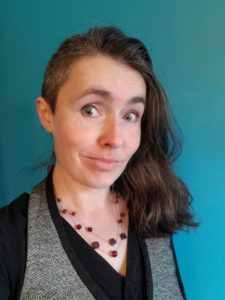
[20,182,98,300]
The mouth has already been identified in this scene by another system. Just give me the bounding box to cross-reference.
[83,156,121,170]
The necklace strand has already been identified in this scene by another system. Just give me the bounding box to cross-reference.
[55,194,128,257]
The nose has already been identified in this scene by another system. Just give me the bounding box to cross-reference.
[98,117,124,148]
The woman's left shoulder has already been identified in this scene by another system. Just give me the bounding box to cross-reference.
[143,234,186,299]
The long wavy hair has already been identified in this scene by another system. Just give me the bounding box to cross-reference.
[41,26,198,237]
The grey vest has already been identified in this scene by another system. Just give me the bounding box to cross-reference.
[20,182,184,300]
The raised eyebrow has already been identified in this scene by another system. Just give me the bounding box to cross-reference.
[77,88,111,99]
[128,97,146,106]
[77,88,146,105]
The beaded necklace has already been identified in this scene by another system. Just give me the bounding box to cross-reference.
[55,194,128,257]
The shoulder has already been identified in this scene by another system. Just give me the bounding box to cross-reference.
[143,235,186,299]
[143,235,179,268]
[0,192,29,251]
[143,235,171,251]
[0,192,29,252]
[0,193,29,233]
[0,193,29,298]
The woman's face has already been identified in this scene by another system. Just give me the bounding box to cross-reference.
[41,54,146,190]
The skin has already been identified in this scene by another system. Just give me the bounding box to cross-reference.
[36,54,146,275]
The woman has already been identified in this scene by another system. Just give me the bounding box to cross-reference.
[0,26,198,299]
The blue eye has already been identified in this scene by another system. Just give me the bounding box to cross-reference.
[125,112,139,122]
[81,105,99,117]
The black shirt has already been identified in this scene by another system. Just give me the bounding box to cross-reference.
[0,171,186,300]
[0,172,148,300]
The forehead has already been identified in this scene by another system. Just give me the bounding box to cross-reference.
[58,54,146,100]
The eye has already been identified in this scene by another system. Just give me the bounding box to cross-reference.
[124,112,139,122]
[81,105,99,117]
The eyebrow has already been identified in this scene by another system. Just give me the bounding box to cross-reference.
[77,87,146,105]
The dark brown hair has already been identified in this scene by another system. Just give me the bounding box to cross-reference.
[41,26,198,237]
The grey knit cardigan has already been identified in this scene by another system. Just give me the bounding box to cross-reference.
[20,182,185,300]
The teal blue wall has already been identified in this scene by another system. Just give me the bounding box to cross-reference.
[1,1,224,299]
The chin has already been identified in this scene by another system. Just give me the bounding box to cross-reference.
[88,179,117,189]
[85,173,123,189]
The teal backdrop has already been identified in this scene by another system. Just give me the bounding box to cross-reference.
[0,0,224,299]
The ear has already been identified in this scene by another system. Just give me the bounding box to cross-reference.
[36,97,54,133]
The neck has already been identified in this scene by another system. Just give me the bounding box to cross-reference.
[52,164,112,216]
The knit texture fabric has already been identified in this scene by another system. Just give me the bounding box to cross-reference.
[20,182,95,300]
[20,182,184,300]
[146,238,183,300]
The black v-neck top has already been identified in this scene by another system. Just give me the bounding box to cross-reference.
[0,171,153,299]
[0,170,186,300]
[45,170,148,300]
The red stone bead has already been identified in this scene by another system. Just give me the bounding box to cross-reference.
[62,209,67,214]
[76,224,82,230]
[120,212,125,218]
[109,238,117,246]
[120,232,127,240]
[71,211,76,216]
[92,241,100,249]
[86,227,93,232]
[118,219,123,224]
[110,250,118,257]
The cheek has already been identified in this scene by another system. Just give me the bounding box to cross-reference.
[126,129,141,155]
[54,121,95,150]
